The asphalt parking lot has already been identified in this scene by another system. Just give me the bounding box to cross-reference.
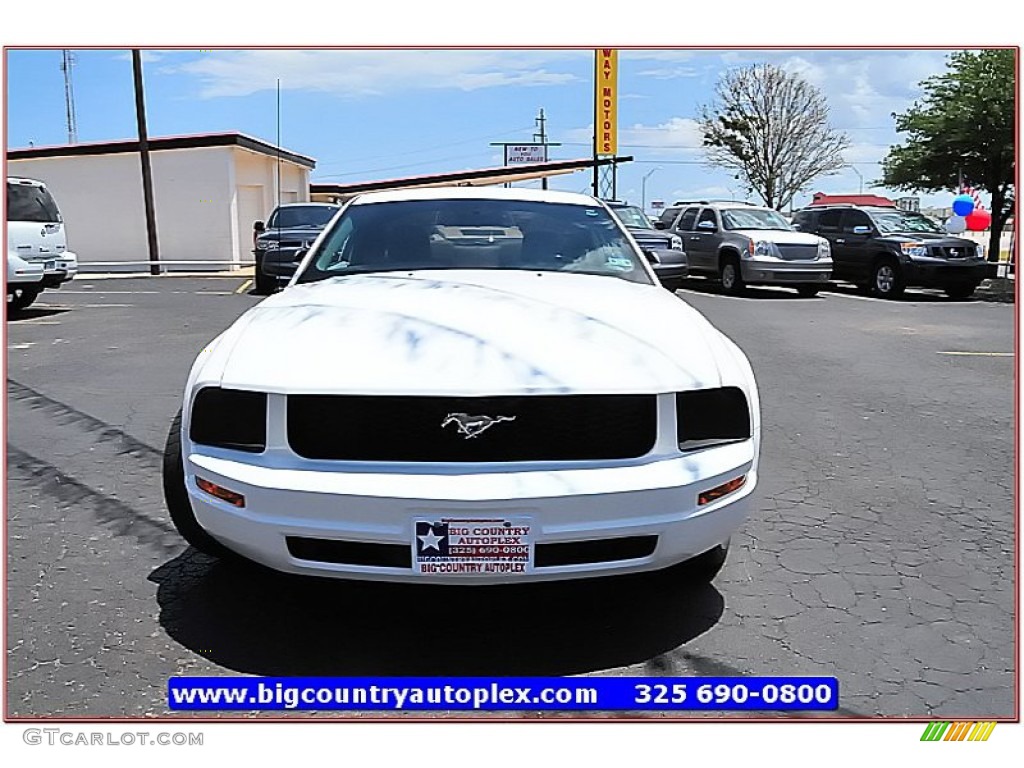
[5,274,1016,718]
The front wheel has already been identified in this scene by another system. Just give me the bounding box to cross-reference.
[163,410,239,559]
[943,283,978,300]
[720,257,746,295]
[679,541,730,583]
[8,286,41,311]
[796,284,820,298]
[871,259,905,299]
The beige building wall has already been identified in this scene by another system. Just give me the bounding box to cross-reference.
[10,144,312,271]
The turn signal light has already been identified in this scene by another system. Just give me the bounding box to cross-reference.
[698,475,746,506]
[196,476,246,508]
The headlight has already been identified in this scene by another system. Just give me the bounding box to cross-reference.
[669,235,683,251]
[817,239,831,260]
[900,242,929,258]
[189,387,267,452]
[749,239,776,258]
[257,240,279,251]
[677,387,751,450]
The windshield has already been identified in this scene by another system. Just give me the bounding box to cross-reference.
[296,198,653,286]
[6,182,61,223]
[721,208,792,231]
[267,205,338,229]
[870,210,944,235]
[610,205,653,229]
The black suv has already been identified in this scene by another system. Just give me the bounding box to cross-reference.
[792,204,994,299]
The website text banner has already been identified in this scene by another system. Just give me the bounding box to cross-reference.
[169,676,839,712]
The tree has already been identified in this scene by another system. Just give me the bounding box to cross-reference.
[880,49,1015,262]
[698,63,849,211]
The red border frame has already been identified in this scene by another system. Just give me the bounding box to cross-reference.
[2,44,1019,725]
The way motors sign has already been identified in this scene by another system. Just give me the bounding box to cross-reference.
[595,49,618,155]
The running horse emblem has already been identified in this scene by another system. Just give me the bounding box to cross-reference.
[442,412,517,439]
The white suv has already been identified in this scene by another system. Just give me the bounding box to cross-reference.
[6,177,79,310]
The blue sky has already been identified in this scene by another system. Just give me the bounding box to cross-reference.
[5,47,978,211]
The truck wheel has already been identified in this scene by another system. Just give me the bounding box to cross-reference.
[720,256,746,295]
[871,258,905,299]
[944,283,977,300]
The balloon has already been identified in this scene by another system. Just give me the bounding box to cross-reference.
[945,215,967,234]
[965,209,992,231]
[952,194,976,217]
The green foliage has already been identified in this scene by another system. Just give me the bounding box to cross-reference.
[881,49,1014,259]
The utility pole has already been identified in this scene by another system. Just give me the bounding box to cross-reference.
[132,50,161,275]
[61,50,78,144]
[534,108,550,190]
[641,167,660,213]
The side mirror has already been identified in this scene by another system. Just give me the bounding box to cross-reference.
[254,220,266,234]
[697,220,716,232]
[653,220,667,230]
[852,225,871,235]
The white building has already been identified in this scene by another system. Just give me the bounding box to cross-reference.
[7,132,315,271]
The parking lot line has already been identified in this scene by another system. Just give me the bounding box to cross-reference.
[235,279,253,294]
[937,351,1014,357]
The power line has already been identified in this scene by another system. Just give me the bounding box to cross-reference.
[313,124,537,170]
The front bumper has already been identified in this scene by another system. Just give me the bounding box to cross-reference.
[903,259,994,287]
[740,257,831,285]
[256,249,303,279]
[184,441,756,584]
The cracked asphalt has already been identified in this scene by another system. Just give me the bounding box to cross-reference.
[4,276,1016,718]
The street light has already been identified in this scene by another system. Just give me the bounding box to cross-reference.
[848,165,864,194]
[641,167,661,213]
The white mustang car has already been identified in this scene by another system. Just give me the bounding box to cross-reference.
[164,188,760,584]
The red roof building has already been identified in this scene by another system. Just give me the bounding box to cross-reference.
[810,192,896,207]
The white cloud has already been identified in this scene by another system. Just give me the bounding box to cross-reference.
[565,116,704,154]
[113,50,165,64]
[167,49,584,98]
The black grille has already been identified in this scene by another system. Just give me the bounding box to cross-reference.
[535,535,657,567]
[287,394,657,462]
[287,537,411,567]
[677,387,750,445]
[930,245,973,259]
[189,387,267,452]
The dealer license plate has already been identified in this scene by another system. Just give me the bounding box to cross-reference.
[413,518,533,576]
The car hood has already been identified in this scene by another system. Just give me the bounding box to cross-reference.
[257,227,325,241]
[877,233,976,246]
[733,229,822,245]
[208,271,734,396]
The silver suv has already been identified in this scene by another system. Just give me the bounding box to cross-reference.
[665,201,832,297]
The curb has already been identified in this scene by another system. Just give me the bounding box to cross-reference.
[76,269,254,280]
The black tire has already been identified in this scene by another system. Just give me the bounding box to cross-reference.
[796,285,820,298]
[253,269,276,295]
[871,258,905,299]
[163,410,238,559]
[943,283,978,300]
[719,255,746,295]
[8,286,41,311]
[680,541,730,583]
